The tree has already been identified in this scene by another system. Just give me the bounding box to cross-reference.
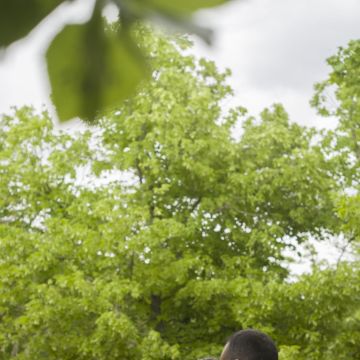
[0,0,229,123]
[312,39,360,263]
[1,31,359,359]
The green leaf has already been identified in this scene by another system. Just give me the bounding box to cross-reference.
[46,9,147,122]
[142,0,228,14]
[0,0,63,47]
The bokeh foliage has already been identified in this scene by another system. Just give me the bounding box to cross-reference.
[0,0,228,122]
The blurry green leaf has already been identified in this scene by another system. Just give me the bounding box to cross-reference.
[0,0,63,47]
[142,0,228,14]
[46,8,147,122]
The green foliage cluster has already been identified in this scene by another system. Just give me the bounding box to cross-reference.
[312,39,360,255]
[0,0,228,123]
[1,30,360,359]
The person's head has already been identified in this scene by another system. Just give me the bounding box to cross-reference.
[220,329,278,360]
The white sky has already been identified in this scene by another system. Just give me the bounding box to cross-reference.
[193,0,360,128]
[0,0,358,272]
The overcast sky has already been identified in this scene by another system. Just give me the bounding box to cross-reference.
[193,0,360,128]
[1,0,360,128]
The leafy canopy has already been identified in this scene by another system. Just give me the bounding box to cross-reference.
[1,31,360,360]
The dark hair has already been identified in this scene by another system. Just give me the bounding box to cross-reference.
[222,329,278,360]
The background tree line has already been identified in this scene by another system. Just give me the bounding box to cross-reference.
[0,27,360,359]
